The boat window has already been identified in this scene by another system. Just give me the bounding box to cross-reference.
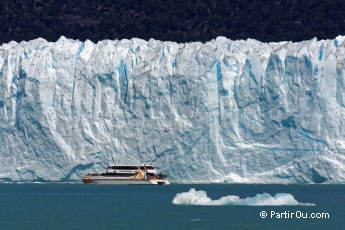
[102,173,135,177]
[141,166,154,170]
[109,166,138,170]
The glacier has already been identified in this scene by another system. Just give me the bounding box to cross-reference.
[1,35,345,183]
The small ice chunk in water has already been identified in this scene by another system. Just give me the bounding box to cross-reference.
[172,188,315,206]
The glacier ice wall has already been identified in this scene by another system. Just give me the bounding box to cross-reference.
[1,36,345,183]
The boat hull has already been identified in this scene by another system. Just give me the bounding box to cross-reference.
[82,176,169,185]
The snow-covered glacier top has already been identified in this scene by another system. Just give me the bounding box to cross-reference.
[1,35,345,183]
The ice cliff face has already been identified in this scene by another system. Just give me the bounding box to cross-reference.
[1,36,345,183]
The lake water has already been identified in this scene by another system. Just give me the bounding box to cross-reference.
[0,184,344,229]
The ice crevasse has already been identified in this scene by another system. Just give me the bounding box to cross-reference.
[1,35,345,183]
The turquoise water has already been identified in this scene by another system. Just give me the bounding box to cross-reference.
[0,184,344,229]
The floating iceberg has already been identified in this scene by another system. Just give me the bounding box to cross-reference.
[172,188,315,206]
[1,35,345,183]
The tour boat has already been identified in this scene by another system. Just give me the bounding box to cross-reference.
[82,164,169,185]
